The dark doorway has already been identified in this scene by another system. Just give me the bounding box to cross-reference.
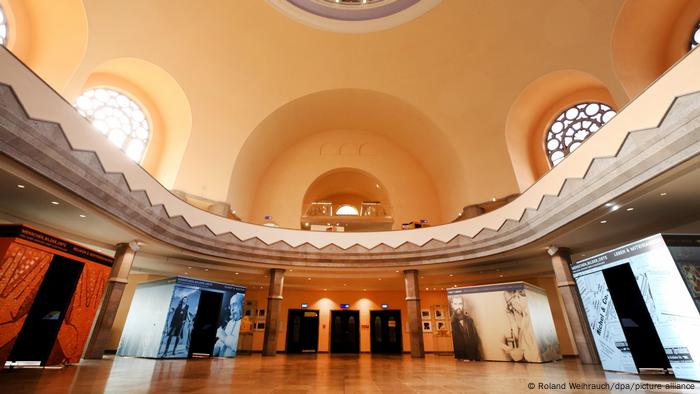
[285,309,320,353]
[8,255,83,365]
[602,263,670,370]
[188,290,224,357]
[370,310,402,354]
[330,310,360,353]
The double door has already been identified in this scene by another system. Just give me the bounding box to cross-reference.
[330,310,360,353]
[370,310,402,354]
[286,309,320,353]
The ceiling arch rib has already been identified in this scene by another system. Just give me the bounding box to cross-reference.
[227,88,465,225]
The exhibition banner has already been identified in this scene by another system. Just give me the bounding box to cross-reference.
[572,234,700,382]
[447,282,561,363]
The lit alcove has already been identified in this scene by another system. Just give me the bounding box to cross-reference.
[75,87,151,162]
[336,205,360,216]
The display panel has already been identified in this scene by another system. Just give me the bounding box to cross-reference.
[572,234,700,381]
[158,284,201,358]
[117,280,175,358]
[447,282,561,363]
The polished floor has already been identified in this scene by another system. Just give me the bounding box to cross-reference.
[0,354,697,393]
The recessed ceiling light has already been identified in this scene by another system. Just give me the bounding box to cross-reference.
[420,276,424,279]
[611,205,620,211]
[184,272,189,275]
[343,283,347,286]
[204,269,209,271]
[363,288,367,291]
[626,207,634,211]
[499,274,504,278]
[378,278,382,281]
[17,184,25,189]
[453,284,457,287]
[600,220,607,224]
[187,266,192,269]
[51,201,60,205]
[425,287,429,291]
[395,270,399,273]
[449,274,453,277]
[605,202,614,207]
[235,272,239,275]
[491,197,496,202]
[323,288,327,291]
[79,214,86,218]
[660,192,667,196]
[289,269,293,272]
[307,277,311,280]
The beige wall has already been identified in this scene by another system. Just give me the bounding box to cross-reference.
[250,130,443,228]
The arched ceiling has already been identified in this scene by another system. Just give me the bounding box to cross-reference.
[228,88,461,222]
[10,0,698,228]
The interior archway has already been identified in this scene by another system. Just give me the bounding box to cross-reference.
[71,57,193,189]
[228,88,463,225]
[301,168,393,231]
[505,70,617,191]
[612,0,700,99]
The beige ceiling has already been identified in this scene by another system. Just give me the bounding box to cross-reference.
[5,0,699,227]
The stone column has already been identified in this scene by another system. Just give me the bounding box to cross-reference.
[262,268,285,356]
[83,241,139,359]
[403,269,425,358]
[550,248,600,364]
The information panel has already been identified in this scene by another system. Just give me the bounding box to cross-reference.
[572,234,700,381]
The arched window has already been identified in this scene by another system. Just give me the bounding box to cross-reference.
[0,4,8,47]
[545,102,616,166]
[335,205,359,216]
[691,20,700,50]
[75,88,151,162]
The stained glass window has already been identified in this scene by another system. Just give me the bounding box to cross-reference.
[75,88,150,162]
[0,5,8,47]
[545,102,616,166]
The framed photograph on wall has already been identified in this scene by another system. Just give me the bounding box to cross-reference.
[255,319,266,331]
[421,309,431,320]
[422,320,432,333]
[436,321,447,331]
[257,309,266,318]
[434,307,446,320]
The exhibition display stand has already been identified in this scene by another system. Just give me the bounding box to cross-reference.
[572,234,700,382]
[447,282,561,363]
[0,225,113,368]
[117,276,246,359]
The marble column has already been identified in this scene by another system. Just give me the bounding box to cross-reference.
[403,269,425,358]
[83,241,139,359]
[262,268,285,356]
[550,248,600,364]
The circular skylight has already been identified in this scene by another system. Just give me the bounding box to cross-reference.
[75,88,151,162]
[545,102,616,167]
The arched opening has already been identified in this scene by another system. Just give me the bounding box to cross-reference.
[505,70,617,191]
[612,0,700,99]
[72,58,192,189]
[301,168,393,232]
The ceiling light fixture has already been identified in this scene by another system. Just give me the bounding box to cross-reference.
[449,274,454,277]
[307,277,311,280]
[600,220,607,224]
[17,184,25,189]
[611,205,620,211]
[79,214,86,218]
[660,192,667,196]
[235,272,239,275]
[51,201,60,205]
[605,202,614,207]
[626,207,634,211]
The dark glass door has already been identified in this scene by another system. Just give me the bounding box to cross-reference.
[603,263,670,370]
[370,310,402,354]
[8,256,83,365]
[189,290,224,357]
[285,309,320,353]
[330,310,360,353]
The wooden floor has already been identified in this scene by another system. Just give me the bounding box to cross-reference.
[0,354,697,393]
